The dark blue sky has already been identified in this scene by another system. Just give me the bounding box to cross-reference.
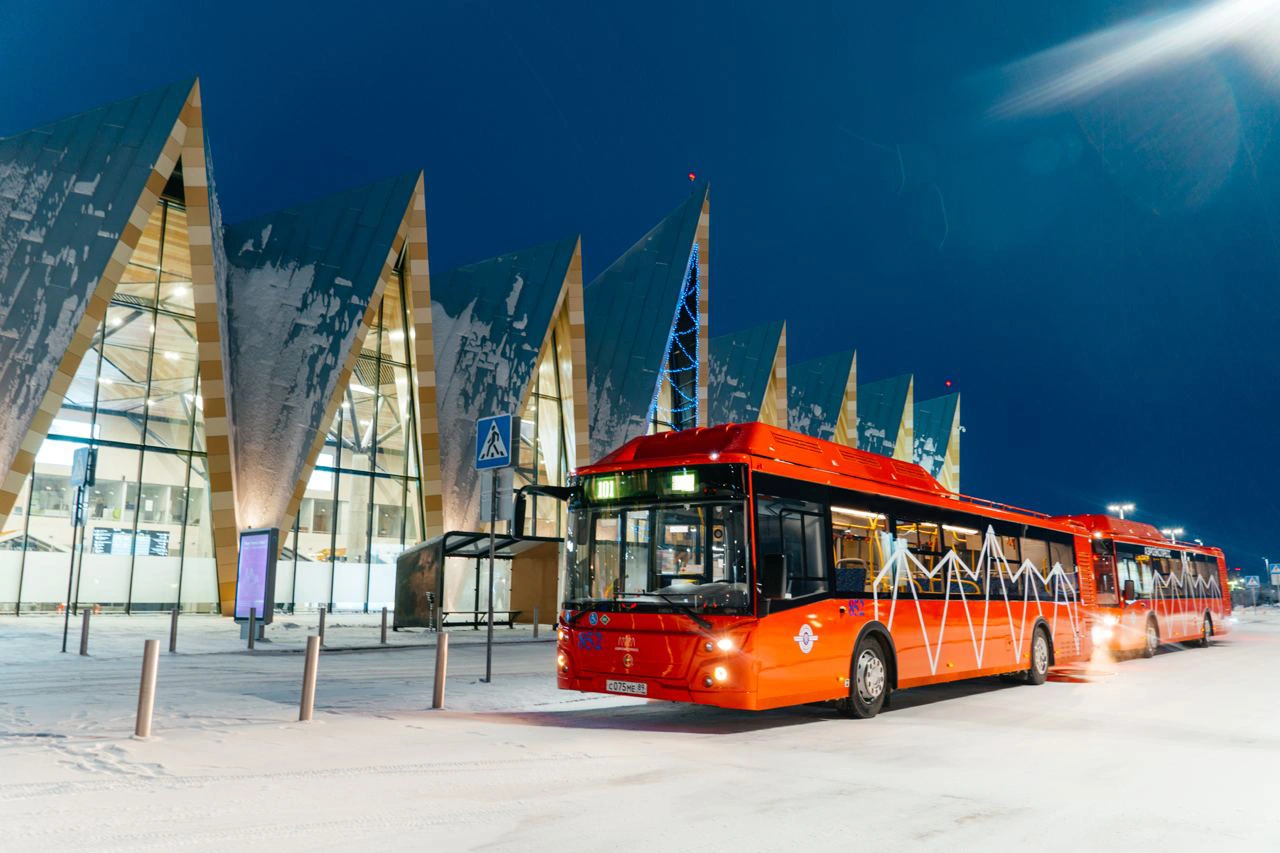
[2,1,1275,572]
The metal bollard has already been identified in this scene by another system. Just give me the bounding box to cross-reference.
[318,606,326,647]
[381,606,388,645]
[432,633,449,709]
[247,607,257,650]
[135,639,159,738]
[299,635,320,722]
[533,606,539,639]
[79,608,91,656]
[169,608,179,654]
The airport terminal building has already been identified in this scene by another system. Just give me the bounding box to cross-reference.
[0,80,960,617]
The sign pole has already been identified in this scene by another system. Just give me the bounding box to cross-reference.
[475,413,513,684]
[484,467,497,683]
[60,484,82,654]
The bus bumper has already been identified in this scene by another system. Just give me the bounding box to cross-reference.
[558,671,759,710]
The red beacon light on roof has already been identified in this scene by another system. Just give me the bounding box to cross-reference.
[688,172,697,181]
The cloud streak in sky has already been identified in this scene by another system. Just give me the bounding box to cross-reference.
[990,0,1280,117]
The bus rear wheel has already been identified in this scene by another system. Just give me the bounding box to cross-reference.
[1025,626,1051,685]
[839,637,889,719]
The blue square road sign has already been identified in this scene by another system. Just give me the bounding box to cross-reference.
[475,414,514,470]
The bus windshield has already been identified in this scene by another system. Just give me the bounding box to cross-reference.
[565,465,752,613]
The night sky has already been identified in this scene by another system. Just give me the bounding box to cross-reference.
[2,1,1276,574]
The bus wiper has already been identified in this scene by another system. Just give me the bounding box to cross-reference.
[566,600,603,627]
[616,592,713,630]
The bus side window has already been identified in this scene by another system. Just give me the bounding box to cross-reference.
[942,525,983,596]
[1020,537,1050,599]
[1195,556,1218,593]
[988,531,1023,599]
[1049,540,1077,600]
[1150,556,1173,599]
[1165,554,1185,599]
[756,495,826,599]
[1131,554,1154,599]
[830,505,887,595]
[897,518,943,593]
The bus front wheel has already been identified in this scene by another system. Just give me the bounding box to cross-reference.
[840,636,889,719]
[1197,614,1212,648]
[1141,618,1159,658]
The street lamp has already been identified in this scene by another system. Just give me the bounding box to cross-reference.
[1160,527,1184,542]
[1107,502,1135,519]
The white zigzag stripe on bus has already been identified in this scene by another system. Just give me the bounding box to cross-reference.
[1151,552,1226,626]
[869,526,1083,676]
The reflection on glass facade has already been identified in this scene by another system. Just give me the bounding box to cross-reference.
[450,305,575,615]
[515,306,575,539]
[280,258,426,611]
[0,181,218,613]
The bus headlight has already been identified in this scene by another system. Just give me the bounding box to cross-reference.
[1102,615,1119,627]
[1091,625,1113,644]
[716,637,734,652]
[713,666,729,682]
[557,653,568,672]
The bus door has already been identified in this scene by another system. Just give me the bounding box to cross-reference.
[1092,539,1119,610]
[753,484,846,702]
[1115,546,1153,648]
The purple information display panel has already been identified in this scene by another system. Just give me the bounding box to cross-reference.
[234,528,279,624]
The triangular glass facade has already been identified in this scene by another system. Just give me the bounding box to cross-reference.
[3,171,218,611]
[278,256,426,611]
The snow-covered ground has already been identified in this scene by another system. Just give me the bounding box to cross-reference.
[3,610,1279,851]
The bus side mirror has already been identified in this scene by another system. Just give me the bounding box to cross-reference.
[511,484,577,541]
[1121,579,1136,602]
[512,490,528,540]
[761,554,787,599]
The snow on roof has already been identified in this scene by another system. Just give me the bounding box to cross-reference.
[222,172,418,531]
[0,79,193,487]
[431,236,577,532]
[787,349,856,441]
[708,320,784,426]
[858,373,913,456]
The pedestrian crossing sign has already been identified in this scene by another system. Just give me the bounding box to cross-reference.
[475,414,515,470]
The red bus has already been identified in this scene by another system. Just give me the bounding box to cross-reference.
[528,423,1102,717]
[1056,514,1231,657]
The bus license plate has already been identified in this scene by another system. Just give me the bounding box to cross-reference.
[605,679,648,696]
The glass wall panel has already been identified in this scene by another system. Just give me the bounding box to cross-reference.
[127,451,184,609]
[8,194,218,612]
[512,323,572,540]
[0,474,34,609]
[179,457,216,609]
[293,498,333,612]
[144,313,198,450]
[286,258,425,611]
[75,445,141,610]
[275,516,300,609]
[19,437,84,608]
